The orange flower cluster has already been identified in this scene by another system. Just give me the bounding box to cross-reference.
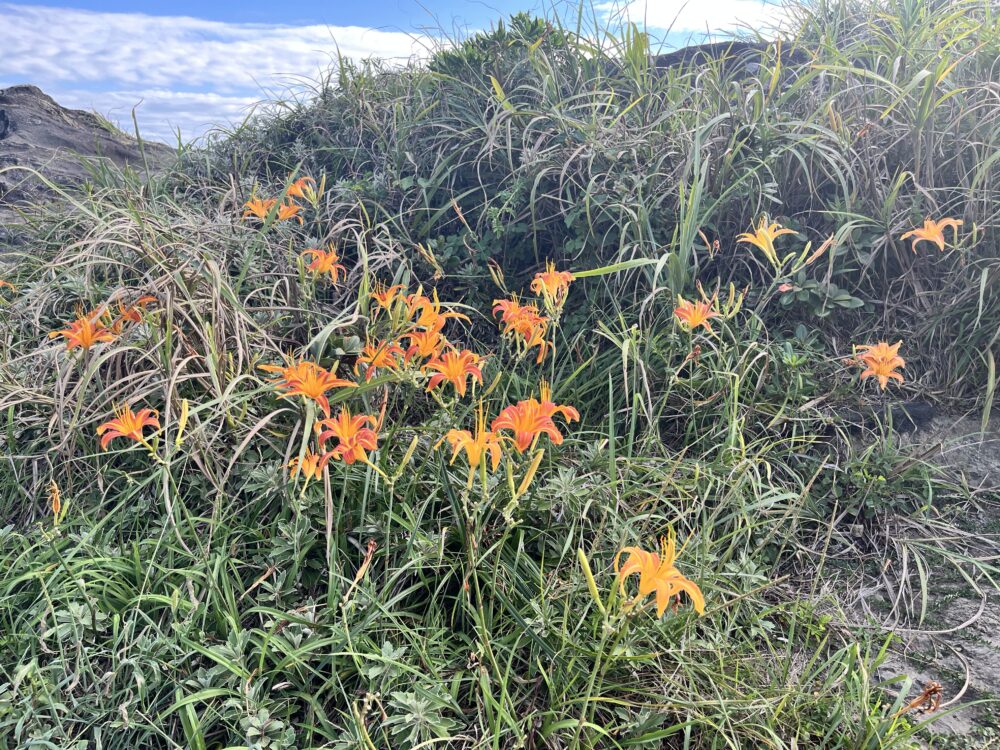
[493,297,552,363]
[61,243,586,574]
[42,296,163,454]
[358,286,479,393]
[242,174,323,225]
[316,407,379,466]
[491,257,573,363]
[257,275,579,484]
[443,382,579,488]
[530,260,575,312]
[258,281,490,478]
[286,408,382,484]
[49,296,156,351]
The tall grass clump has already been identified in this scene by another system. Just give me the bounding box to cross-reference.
[1,0,998,747]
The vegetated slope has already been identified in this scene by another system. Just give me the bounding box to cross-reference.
[201,5,1000,398]
[0,1,998,748]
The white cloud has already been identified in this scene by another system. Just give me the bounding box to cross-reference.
[0,3,430,141]
[596,0,789,37]
[49,89,263,144]
[0,1,790,142]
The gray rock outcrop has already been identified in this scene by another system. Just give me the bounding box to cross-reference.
[0,84,172,231]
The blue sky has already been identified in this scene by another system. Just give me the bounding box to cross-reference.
[0,1,786,143]
[13,0,544,29]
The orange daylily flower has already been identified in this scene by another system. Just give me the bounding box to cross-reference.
[243,197,277,220]
[900,218,963,253]
[444,405,504,483]
[111,295,157,333]
[404,291,430,316]
[286,176,316,201]
[673,294,720,333]
[370,282,406,312]
[49,308,116,351]
[276,202,304,224]
[491,401,559,453]
[97,404,161,450]
[530,261,574,310]
[259,358,356,416]
[423,348,483,397]
[855,340,905,390]
[492,385,578,453]
[616,532,705,616]
[537,381,581,425]
[288,449,324,483]
[407,289,469,331]
[301,246,346,284]
[737,216,798,266]
[404,328,448,363]
[520,322,553,364]
[493,297,543,331]
[355,339,405,381]
[315,407,379,465]
[493,297,553,363]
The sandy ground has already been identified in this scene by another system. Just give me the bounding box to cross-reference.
[880,416,1000,746]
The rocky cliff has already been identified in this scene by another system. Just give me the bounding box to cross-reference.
[0,85,172,229]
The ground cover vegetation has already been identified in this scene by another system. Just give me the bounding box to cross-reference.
[1,0,999,747]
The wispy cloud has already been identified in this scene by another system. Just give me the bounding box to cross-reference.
[0,3,428,141]
[597,0,789,39]
[0,2,788,143]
